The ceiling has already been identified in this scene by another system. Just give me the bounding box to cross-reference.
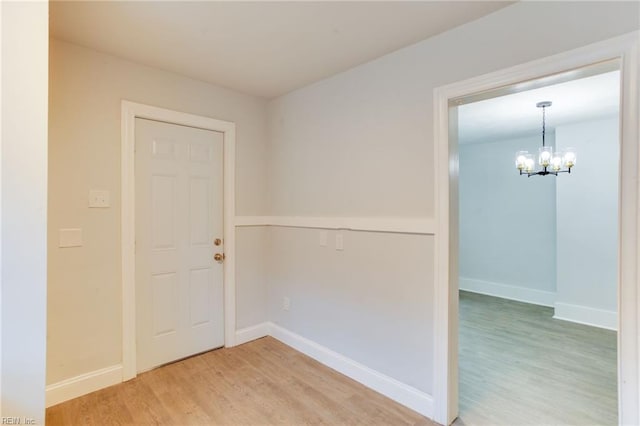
[458,70,621,145]
[50,1,511,99]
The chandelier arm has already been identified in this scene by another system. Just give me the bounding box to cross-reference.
[525,167,572,177]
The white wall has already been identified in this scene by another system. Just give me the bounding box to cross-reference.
[268,2,639,218]
[236,227,268,329]
[266,1,638,403]
[459,134,557,305]
[47,40,269,385]
[555,117,619,328]
[267,227,434,393]
[458,116,620,329]
[1,1,48,423]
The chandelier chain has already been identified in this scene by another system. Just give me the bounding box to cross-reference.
[541,105,546,147]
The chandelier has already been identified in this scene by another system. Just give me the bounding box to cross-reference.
[515,101,576,177]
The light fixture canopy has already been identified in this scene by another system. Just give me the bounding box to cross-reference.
[515,101,576,177]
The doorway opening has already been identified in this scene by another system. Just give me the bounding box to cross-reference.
[120,101,237,380]
[455,63,620,425]
[431,32,639,426]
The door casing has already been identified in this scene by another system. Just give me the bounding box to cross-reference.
[121,101,237,380]
[432,31,640,425]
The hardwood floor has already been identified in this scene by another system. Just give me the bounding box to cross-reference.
[46,294,616,426]
[46,336,434,426]
[456,291,617,426]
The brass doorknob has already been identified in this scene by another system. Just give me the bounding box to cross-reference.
[214,253,225,262]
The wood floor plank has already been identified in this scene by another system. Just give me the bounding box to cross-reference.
[456,291,617,426]
[120,378,174,425]
[46,337,433,426]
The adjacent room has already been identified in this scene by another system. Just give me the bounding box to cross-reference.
[457,67,620,425]
[1,2,639,425]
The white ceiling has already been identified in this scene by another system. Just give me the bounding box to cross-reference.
[458,70,621,144]
[50,1,511,99]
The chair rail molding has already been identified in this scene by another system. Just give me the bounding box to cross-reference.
[234,216,435,235]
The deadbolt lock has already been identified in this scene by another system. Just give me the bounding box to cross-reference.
[214,238,222,246]
[214,253,225,262]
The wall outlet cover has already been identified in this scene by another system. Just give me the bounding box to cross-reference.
[59,228,83,248]
[319,230,328,247]
[89,190,110,208]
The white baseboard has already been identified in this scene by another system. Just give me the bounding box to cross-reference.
[45,321,271,408]
[268,322,433,418]
[46,324,434,420]
[235,322,271,345]
[460,277,555,307]
[46,364,123,407]
[554,302,617,331]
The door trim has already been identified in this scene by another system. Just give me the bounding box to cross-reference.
[121,101,237,380]
[433,31,639,425]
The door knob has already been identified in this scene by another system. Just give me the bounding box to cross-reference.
[214,253,225,262]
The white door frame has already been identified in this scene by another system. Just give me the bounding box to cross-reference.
[433,31,640,426]
[120,101,237,380]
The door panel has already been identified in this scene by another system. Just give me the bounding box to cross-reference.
[152,272,178,336]
[189,177,210,246]
[151,175,177,249]
[135,117,224,373]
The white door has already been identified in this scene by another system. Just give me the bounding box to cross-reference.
[135,117,225,372]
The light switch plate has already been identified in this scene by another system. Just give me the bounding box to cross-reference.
[59,228,82,248]
[336,234,344,251]
[319,230,328,247]
[89,190,110,208]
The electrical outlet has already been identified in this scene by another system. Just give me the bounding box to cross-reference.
[89,190,110,208]
[282,297,291,311]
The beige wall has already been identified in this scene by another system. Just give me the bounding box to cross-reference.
[1,1,48,422]
[47,40,269,384]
